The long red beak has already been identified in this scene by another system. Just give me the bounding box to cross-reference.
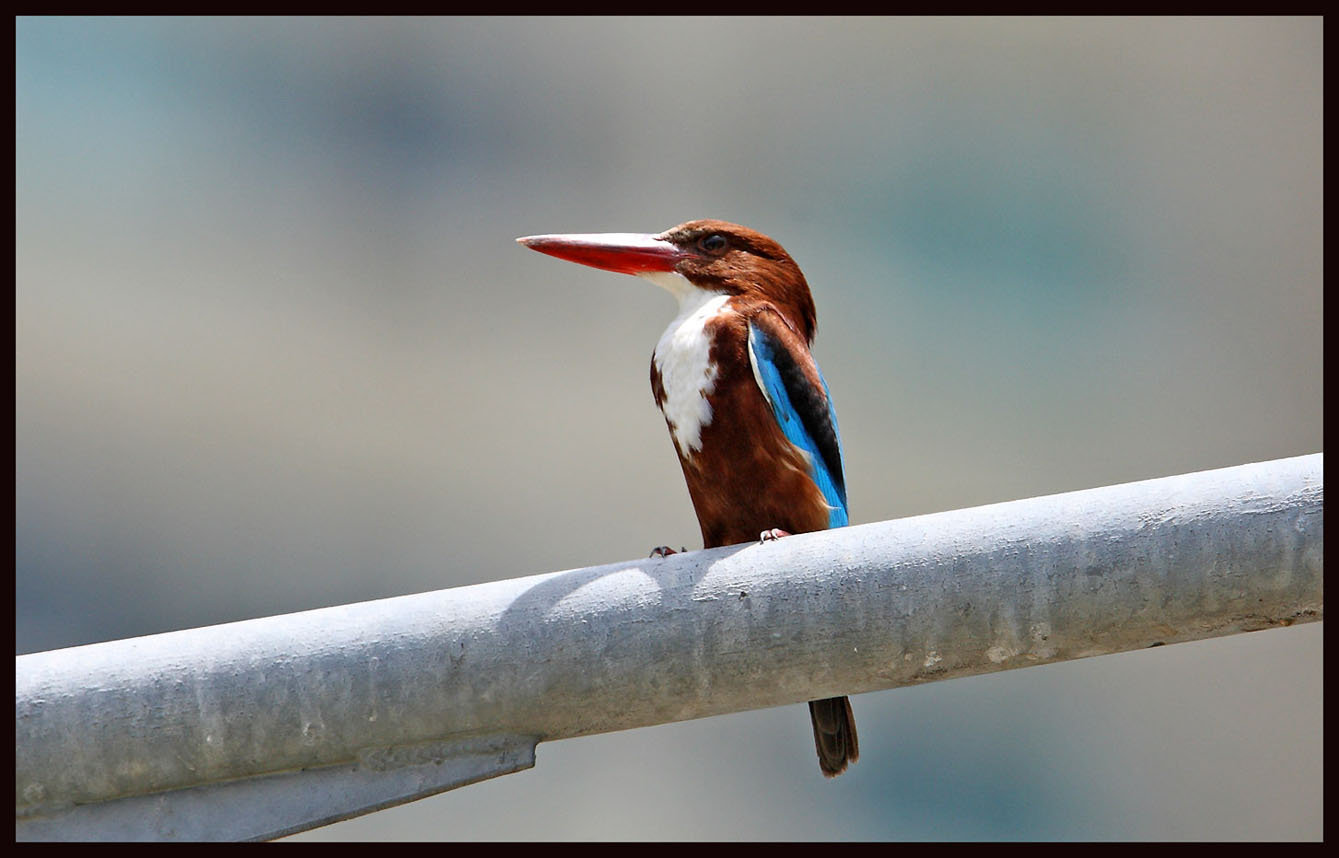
[516,232,686,275]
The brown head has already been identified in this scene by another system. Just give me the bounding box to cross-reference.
[517,219,818,343]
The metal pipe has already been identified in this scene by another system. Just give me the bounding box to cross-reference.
[16,453,1323,840]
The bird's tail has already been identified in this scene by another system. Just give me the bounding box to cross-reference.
[808,695,859,778]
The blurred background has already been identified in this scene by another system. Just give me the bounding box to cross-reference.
[16,17,1321,841]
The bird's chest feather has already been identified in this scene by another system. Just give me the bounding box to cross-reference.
[651,291,733,457]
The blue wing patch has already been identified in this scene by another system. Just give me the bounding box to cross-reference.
[747,320,849,528]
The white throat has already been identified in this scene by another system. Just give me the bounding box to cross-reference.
[642,271,729,457]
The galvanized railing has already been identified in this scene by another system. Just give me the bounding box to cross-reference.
[16,454,1323,840]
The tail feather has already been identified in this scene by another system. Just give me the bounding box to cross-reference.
[808,695,858,778]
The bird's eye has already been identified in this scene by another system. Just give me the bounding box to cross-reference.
[698,234,728,255]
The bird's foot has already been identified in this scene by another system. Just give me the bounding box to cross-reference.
[759,528,793,543]
[649,545,686,558]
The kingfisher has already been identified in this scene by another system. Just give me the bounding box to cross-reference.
[517,219,858,778]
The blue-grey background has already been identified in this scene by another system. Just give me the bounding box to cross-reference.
[16,17,1321,841]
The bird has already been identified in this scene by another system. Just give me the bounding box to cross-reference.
[516,219,858,778]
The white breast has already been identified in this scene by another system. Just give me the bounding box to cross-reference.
[641,271,730,457]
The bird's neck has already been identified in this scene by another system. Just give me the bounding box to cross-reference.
[645,273,731,458]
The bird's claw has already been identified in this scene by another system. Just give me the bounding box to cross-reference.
[649,545,686,558]
[759,528,792,543]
